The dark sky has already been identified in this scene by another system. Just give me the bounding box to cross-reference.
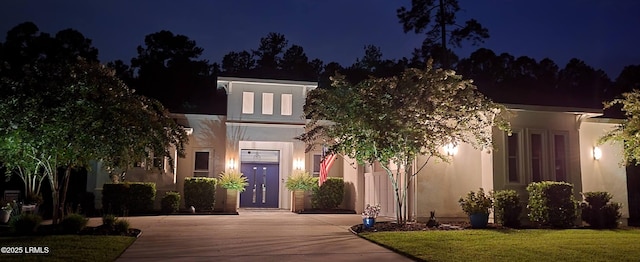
[1,0,639,78]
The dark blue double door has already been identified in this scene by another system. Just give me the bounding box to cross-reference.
[239,163,279,208]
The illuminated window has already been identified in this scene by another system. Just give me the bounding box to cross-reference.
[281,94,292,116]
[262,93,273,115]
[242,92,254,114]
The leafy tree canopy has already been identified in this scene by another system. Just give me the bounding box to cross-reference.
[299,60,510,224]
[0,57,188,223]
[601,90,640,165]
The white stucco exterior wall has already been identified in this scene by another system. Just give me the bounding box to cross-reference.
[579,120,629,222]
[415,143,489,221]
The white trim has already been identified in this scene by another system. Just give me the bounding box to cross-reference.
[225,121,305,128]
[193,149,214,177]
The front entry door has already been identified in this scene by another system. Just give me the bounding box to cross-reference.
[240,163,279,208]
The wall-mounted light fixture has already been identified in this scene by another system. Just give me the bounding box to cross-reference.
[294,158,304,170]
[228,158,236,169]
[444,143,458,156]
[593,147,602,160]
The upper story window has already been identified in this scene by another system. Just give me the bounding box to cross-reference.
[242,92,254,114]
[281,94,292,116]
[262,93,274,115]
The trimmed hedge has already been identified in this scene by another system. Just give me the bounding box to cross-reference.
[184,177,217,211]
[581,191,622,228]
[102,182,156,214]
[492,189,522,228]
[527,181,578,228]
[161,191,181,214]
[311,177,344,209]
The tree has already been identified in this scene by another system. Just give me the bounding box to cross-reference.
[557,58,611,107]
[131,30,212,112]
[220,32,323,81]
[0,58,188,223]
[221,51,255,74]
[0,22,99,81]
[299,60,510,224]
[253,32,288,70]
[397,0,489,68]
[600,90,640,165]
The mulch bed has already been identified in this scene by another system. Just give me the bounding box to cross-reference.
[297,209,357,214]
[351,221,504,234]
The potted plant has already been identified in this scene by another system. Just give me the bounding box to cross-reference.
[285,171,317,212]
[218,171,249,213]
[361,204,381,229]
[1,201,13,224]
[458,188,493,228]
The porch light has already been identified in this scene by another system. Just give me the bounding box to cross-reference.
[593,147,602,160]
[294,159,304,170]
[444,143,458,156]
[228,158,236,169]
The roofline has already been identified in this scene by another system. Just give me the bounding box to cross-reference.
[217,77,318,87]
[502,103,602,116]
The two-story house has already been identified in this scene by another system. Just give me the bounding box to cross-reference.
[87,77,630,225]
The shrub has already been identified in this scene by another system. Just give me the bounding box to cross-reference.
[102,182,156,214]
[102,214,117,228]
[10,213,42,235]
[492,190,522,227]
[161,191,181,214]
[60,213,89,234]
[581,191,622,228]
[128,183,156,213]
[285,171,317,191]
[114,219,130,235]
[184,177,217,211]
[458,188,492,215]
[311,178,344,209]
[527,181,578,228]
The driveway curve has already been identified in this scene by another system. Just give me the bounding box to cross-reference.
[114,209,413,261]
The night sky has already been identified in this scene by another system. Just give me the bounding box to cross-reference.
[1,0,639,78]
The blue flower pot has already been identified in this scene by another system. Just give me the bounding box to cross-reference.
[469,213,489,228]
[363,218,375,229]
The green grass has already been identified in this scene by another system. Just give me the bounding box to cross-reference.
[361,229,640,262]
[0,235,136,262]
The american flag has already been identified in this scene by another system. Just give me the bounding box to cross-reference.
[319,147,337,186]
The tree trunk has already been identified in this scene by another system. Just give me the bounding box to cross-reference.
[439,0,449,68]
[60,166,72,219]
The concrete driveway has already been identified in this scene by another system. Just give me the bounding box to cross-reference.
[109,209,413,261]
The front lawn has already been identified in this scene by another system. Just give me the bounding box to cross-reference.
[361,229,640,262]
[0,235,135,262]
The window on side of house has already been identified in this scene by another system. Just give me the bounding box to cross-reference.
[552,132,569,182]
[242,91,254,114]
[507,132,520,183]
[281,93,292,116]
[262,93,273,115]
[194,151,210,177]
[313,154,321,177]
[530,132,544,182]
